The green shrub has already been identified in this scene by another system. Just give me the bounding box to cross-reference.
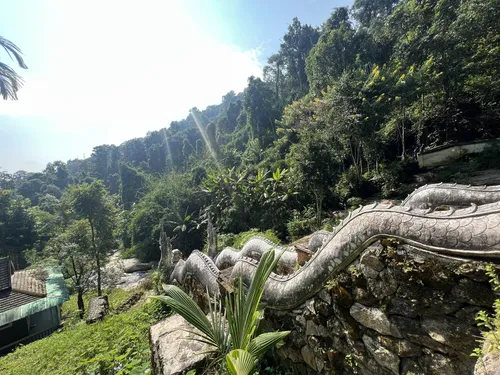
[368,160,419,199]
[287,217,319,240]
[426,160,477,185]
[335,166,376,205]
[369,162,401,198]
[143,297,171,321]
[120,246,136,259]
[232,229,280,248]
[346,197,362,208]
[218,233,237,249]
[472,265,500,367]
[322,218,339,232]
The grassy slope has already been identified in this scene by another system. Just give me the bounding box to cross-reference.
[0,289,166,375]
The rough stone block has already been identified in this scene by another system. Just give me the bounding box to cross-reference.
[86,296,109,324]
[418,352,456,375]
[377,335,422,357]
[455,305,483,326]
[401,358,425,375]
[421,316,480,353]
[318,288,332,304]
[326,315,344,337]
[334,303,361,339]
[360,252,384,271]
[368,268,399,299]
[314,297,333,317]
[450,278,495,307]
[389,316,451,354]
[361,263,380,279]
[353,286,379,306]
[362,334,400,375]
[386,297,419,318]
[350,303,402,338]
[301,345,317,371]
[306,319,330,337]
[149,314,210,375]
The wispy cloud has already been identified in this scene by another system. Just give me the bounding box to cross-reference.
[0,0,263,160]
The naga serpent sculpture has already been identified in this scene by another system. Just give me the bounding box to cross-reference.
[168,183,500,310]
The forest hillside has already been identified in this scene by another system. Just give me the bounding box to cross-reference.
[0,0,499,268]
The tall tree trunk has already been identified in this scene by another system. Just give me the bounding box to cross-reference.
[314,189,323,226]
[77,288,85,319]
[89,220,101,296]
[401,108,406,161]
[71,256,85,318]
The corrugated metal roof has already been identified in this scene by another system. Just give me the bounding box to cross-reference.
[12,270,47,297]
[0,290,41,313]
[0,258,12,291]
[0,267,69,325]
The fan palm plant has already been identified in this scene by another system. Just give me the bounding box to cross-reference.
[0,36,28,100]
[154,248,290,375]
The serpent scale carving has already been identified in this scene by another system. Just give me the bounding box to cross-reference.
[402,182,500,209]
[170,184,500,310]
[215,237,297,272]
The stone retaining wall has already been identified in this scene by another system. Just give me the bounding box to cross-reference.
[267,243,498,375]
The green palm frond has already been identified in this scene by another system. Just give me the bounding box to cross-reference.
[0,36,27,100]
[229,248,283,350]
[226,349,257,375]
[0,62,23,100]
[247,331,291,359]
[153,285,218,347]
[0,36,28,69]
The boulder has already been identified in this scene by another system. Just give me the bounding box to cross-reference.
[86,296,109,324]
[123,258,154,273]
[150,314,211,375]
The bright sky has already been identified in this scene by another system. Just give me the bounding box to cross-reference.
[0,0,352,173]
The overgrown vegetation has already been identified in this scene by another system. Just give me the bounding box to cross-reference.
[1,0,499,267]
[0,289,167,375]
[472,265,500,369]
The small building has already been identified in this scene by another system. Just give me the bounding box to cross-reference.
[417,138,500,168]
[0,257,69,354]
